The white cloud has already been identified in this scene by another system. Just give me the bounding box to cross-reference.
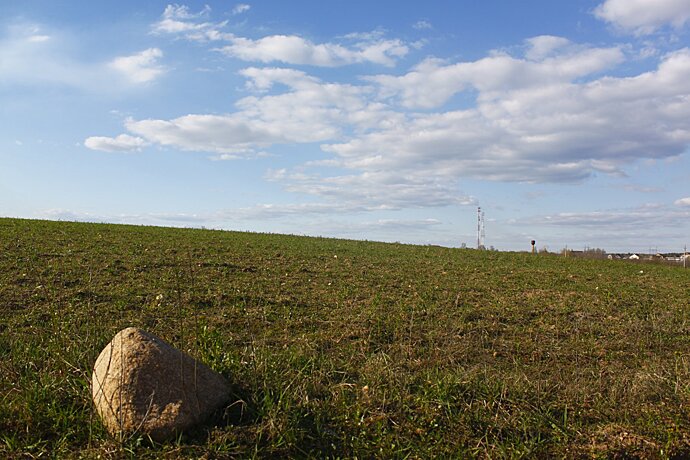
[594,0,690,35]
[525,35,572,61]
[232,4,251,15]
[153,18,211,34]
[236,67,399,130]
[123,114,288,154]
[151,4,229,41]
[339,45,690,184]
[342,30,386,41]
[162,4,211,20]
[109,48,165,83]
[150,5,408,66]
[111,68,395,156]
[675,197,690,206]
[413,20,433,30]
[218,34,408,67]
[84,134,149,152]
[367,40,624,108]
[239,66,318,91]
[86,42,690,211]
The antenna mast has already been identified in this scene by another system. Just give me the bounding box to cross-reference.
[477,207,481,249]
[477,206,486,250]
[481,210,486,249]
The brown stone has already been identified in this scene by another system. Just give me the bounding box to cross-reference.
[91,327,230,441]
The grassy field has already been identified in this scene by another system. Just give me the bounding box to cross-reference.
[1,217,690,458]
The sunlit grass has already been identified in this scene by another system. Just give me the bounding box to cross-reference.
[1,217,689,458]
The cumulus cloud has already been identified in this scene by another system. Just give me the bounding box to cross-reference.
[218,34,408,67]
[594,0,690,35]
[124,114,285,154]
[675,197,690,206]
[367,40,624,108]
[120,68,387,155]
[84,134,149,152]
[239,66,317,91]
[109,48,165,83]
[525,35,572,61]
[236,66,400,131]
[92,66,401,157]
[346,45,690,183]
[86,41,690,210]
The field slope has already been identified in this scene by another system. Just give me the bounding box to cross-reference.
[1,218,690,458]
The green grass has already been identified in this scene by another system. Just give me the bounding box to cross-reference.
[1,217,690,458]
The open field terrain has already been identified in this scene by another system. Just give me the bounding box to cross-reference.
[1,218,690,458]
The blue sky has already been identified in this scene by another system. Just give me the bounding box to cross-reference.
[1,0,689,252]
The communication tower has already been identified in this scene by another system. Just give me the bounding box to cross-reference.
[477,206,486,249]
[481,210,486,249]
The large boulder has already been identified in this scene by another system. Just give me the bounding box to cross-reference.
[91,327,230,441]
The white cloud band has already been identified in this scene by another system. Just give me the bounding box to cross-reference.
[84,134,149,152]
